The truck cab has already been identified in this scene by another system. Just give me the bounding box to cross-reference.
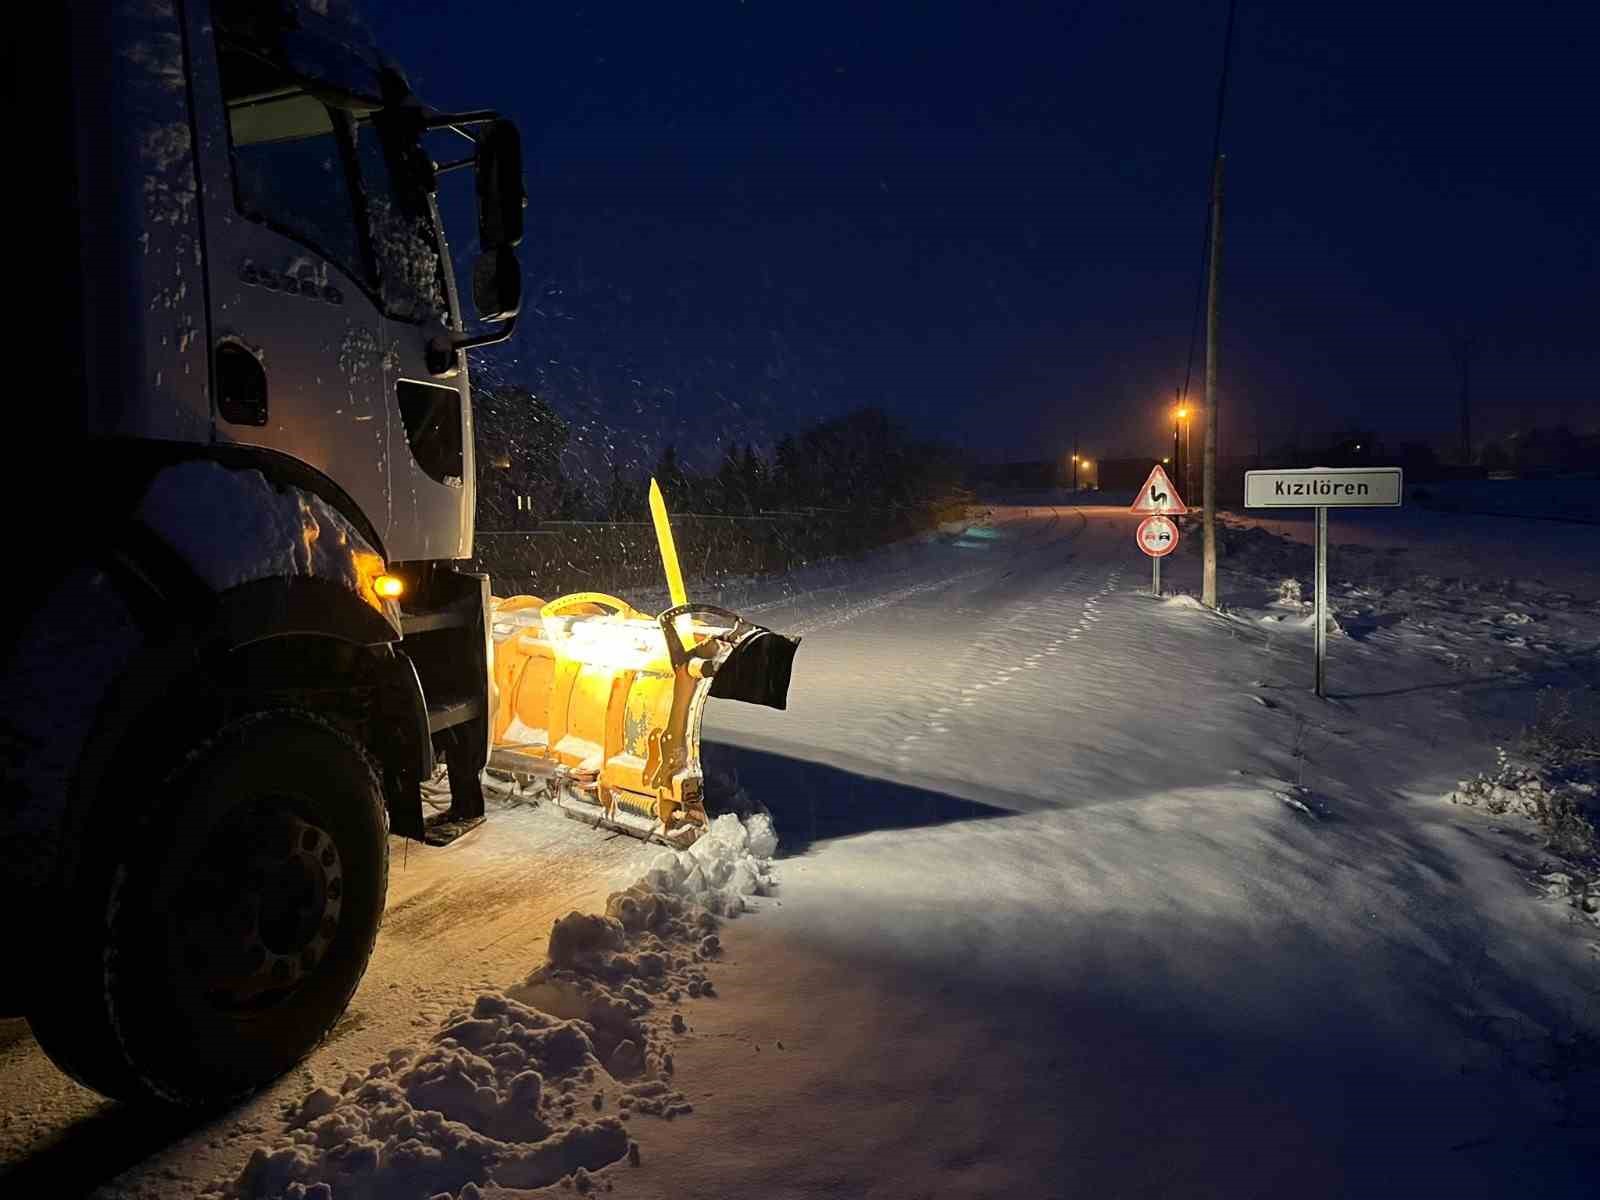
[3,0,526,1104]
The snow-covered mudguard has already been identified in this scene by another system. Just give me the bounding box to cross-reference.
[137,460,404,636]
[133,460,437,839]
[4,459,434,921]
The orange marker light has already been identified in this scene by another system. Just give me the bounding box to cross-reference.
[374,574,405,600]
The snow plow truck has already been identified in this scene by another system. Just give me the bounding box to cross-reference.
[2,0,797,1107]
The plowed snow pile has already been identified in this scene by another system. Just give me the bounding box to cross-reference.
[205,814,778,1200]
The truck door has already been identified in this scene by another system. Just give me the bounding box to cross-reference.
[186,22,399,552]
[348,117,474,563]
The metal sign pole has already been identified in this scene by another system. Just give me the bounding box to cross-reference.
[1152,553,1161,596]
[1243,468,1402,699]
[1314,506,1328,698]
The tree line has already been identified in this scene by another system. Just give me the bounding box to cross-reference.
[476,387,968,532]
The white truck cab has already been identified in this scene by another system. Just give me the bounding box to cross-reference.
[2,0,529,1104]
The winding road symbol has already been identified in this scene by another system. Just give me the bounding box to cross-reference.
[1129,464,1188,515]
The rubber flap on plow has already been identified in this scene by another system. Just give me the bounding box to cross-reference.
[709,626,799,710]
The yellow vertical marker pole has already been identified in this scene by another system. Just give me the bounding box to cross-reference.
[648,478,692,648]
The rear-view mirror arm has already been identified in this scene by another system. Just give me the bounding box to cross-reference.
[424,109,501,131]
[426,313,518,377]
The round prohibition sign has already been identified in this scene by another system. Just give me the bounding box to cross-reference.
[1136,514,1179,558]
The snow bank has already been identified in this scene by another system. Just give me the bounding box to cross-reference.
[1449,747,1599,923]
[206,814,778,1198]
[219,996,627,1199]
[1179,512,1600,671]
[638,812,780,916]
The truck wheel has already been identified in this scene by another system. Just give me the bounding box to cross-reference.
[28,711,388,1105]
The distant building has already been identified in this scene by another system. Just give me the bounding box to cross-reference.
[1279,431,1382,467]
[1483,427,1600,477]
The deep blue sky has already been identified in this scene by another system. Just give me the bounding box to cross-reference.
[364,1,1598,467]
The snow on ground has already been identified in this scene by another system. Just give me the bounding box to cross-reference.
[676,503,1600,1197]
[202,816,778,1199]
[4,501,1599,1198]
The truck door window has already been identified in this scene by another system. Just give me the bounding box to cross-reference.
[218,47,367,291]
[354,122,450,325]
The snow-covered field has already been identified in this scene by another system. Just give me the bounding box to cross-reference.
[3,502,1598,1197]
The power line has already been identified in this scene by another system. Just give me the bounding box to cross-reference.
[1179,0,1240,405]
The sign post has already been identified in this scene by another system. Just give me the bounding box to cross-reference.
[1315,505,1328,696]
[1130,464,1187,595]
[1244,466,1403,697]
[1136,514,1180,587]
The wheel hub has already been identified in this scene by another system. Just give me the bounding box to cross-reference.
[176,803,344,1009]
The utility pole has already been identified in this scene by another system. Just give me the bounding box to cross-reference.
[1072,433,1079,490]
[1456,335,1474,465]
[1201,155,1224,609]
[1185,415,1193,499]
[1172,388,1183,488]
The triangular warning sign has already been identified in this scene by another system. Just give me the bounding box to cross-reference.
[1130,464,1188,514]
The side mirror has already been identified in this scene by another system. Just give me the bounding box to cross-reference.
[472,246,522,322]
[425,115,526,378]
[475,119,525,249]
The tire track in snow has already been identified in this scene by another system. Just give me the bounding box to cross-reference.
[768,506,1078,638]
[888,510,1106,771]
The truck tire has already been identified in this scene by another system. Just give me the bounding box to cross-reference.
[28,711,388,1106]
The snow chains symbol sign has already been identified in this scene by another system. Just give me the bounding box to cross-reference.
[1136,514,1179,558]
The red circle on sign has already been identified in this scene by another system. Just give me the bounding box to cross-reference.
[1136,515,1179,558]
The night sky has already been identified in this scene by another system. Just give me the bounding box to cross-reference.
[363,1,1598,468]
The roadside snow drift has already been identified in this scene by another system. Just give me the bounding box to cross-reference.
[204,813,778,1200]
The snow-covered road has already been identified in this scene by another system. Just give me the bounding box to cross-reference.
[687,503,1600,1198]
[3,503,1597,1197]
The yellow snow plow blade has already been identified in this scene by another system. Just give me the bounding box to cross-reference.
[487,592,799,846]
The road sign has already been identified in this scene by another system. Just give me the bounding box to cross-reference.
[1243,464,1404,698]
[1136,515,1179,557]
[1244,466,1403,508]
[1130,464,1188,515]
